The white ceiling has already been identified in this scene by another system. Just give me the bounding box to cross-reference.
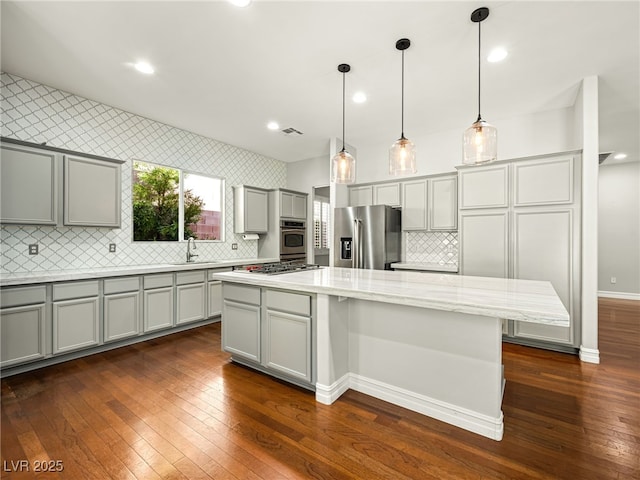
[1,1,638,166]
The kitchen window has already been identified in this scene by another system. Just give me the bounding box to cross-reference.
[132,161,224,242]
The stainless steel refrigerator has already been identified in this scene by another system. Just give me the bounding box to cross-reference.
[333,205,401,270]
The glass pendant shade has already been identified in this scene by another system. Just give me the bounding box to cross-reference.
[331,149,356,184]
[389,136,416,175]
[463,118,497,165]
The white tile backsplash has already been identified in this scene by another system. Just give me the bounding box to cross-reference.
[1,72,286,273]
[405,231,458,266]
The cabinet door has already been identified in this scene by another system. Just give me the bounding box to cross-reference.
[53,297,100,354]
[280,191,294,218]
[143,287,174,332]
[459,165,508,209]
[459,210,509,278]
[104,292,140,342]
[513,156,574,206]
[222,299,261,362]
[402,180,427,231]
[292,194,307,219]
[512,209,575,345]
[0,144,58,225]
[349,186,373,207]
[208,281,222,318]
[245,188,268,232]
[0,304,46,368]
[264,309,312,383]
[430,176,457,231]
[176,283,206,325]
[374,183,401,207]
[64,155,121,227]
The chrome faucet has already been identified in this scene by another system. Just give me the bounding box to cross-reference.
[186,237,198,262]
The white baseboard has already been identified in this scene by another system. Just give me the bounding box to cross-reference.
[315,373,350,405]
[579,345,601,364]
[349,374,504,441]
[598,290,640,300]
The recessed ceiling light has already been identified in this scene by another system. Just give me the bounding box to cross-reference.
[228,0,251,7]
[267,121,280,130]
[487,47,508,63]
[352,92,367,104]
[613,153,627,160]
[134,61,155,75]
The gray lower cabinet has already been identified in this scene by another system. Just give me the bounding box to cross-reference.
[143,274,174,332]
[52,281,100,355]
[176,271,206,325]
[208,280,223,318]
[222,284,261,362]
[0,285,48,368]
[264,289,312,383]
[103,277,141,343]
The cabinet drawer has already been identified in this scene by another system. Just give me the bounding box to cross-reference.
[104,276,140,295]
[266,290,311,316]
[144,273,173,290]
[0,285,46,308]
[223,283,260,305]
[53,280,99,301]
[176,271,206,285]
[208,268,232,281]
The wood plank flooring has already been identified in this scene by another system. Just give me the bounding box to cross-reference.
[2,298,639,479]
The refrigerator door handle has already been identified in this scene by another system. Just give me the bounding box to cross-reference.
[353,218,363,269]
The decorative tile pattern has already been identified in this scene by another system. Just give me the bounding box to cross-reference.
[1,72,287,273]
[405,231,458,266]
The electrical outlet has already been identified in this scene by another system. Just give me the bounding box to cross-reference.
[611,277,617,284]
[28,244,39,255]
[232,243,238,250]
[109,243,116,253]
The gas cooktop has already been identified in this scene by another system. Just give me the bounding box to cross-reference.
[235,262,321,275]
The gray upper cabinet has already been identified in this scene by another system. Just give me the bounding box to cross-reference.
[429,175,458,231]
[0,143,58,225]
[64,155,121,227]
[402,180,428,231]
[512,156,573,206]
[348,185,373,207]
[234,185,269,233]
[373,183,401,207]
[280,190,307,220]
[459,164,509,209]
[0,139,123,228]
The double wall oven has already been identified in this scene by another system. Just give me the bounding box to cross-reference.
[280,220,306,263]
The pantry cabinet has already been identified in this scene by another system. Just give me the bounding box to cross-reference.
[458,153,581,351]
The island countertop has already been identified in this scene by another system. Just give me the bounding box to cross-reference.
[212,267,569,326]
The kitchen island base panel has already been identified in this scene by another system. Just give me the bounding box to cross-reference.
[315,294,504,441]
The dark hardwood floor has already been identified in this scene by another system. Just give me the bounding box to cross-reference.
[2,298,639,479]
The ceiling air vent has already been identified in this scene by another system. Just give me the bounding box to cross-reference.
[599,152,612,164]
[281,127,303,136]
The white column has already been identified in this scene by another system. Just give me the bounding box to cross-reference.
[580,76,600,364]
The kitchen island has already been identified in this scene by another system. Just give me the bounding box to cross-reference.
[211,267,569,441]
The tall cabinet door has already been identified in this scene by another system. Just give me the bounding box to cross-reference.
[459,210,509,278]
[402,180,427,231]
[512,209,575,344]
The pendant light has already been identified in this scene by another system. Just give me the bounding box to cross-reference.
[389,38,416,176]
[331,64,356,184]
[463,7,497,165]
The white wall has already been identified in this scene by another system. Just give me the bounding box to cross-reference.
[598,161,640,297]
[353,106,576,183]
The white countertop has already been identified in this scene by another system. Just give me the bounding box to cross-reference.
[212,267,569,326]
[0,257,279,287]
[391,262,458,273]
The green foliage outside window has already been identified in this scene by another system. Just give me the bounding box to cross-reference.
[133,163,204,241]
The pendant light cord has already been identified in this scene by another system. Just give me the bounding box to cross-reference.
[477,21,482,122]
[341,70,346,152]
[401,49,405,138]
